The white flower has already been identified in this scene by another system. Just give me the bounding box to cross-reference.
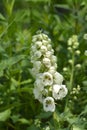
[50,49,54,54]
[48,66,56,74]
[33,61,42,70]
[30,31,68,112]
[45,51,52,58]
[29,68,39,78]
[83,34,87,40]
[53,72,63,85]
[73,42,79,49]
[34,79,44,91]
[40,45,47,53]
[32,34,43,41]
[42,33,48,40]
[84,50,87,56]
[32,36,37,42]
[43,58,51,68]
[42,40,49,46]
[33,87,48,103]
[43,97,55,112]
[33,87,43,102]
[42,72,53,86]
[72,35,78,42]
[52,84,68,100]
[68,38,72,46]
[51,55,57,64]
[34,50,42,59]
[47,44,52,50]
[35,41,42,48]
[75,50,80,55]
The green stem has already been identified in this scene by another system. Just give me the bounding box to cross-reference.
[70,51,75,90]
[53,111,60,129]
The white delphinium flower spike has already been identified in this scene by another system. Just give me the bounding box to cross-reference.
[30,30,68,112]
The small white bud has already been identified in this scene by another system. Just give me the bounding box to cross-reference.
[68,59,73,64]
[63,67,68,71]
[75,50,80,55]
[75,64,81,68]
[83,34,87,40]
[84,50,87,56]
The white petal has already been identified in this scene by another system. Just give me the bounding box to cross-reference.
[53,72,63,85]
[43,97,55,112]
[52,84,68,100]
[42,72,53,86]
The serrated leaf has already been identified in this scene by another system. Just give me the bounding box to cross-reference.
[0,109,11,122]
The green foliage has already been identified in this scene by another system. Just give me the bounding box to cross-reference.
[0,0,87,129]
[0,109,11,121]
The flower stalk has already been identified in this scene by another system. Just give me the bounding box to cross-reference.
[30,30,68,112]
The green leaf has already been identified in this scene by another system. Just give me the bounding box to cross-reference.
[36,111,52,119]
[27,125,40,130]
[0,13,6,21]
[18,118,29,124]
[80,105,87,115]
[73,125,85,130]
[0,55,25,77]
[19,86,33,94]
[0,109,11,122]
[25,0,50,2]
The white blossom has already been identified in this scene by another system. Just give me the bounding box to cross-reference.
[48,66,56,74]
[52,84,68,100]
[29,68,39,78]
[44,51,52,58]
[68,38,72,46]
[33,87,43,102]
[34,79,44,91]
[35,41,42,48]
[42,72,53,86]
[53,72,63,85]
[84,50,87,56]
[34,50,42,59]
[42,33,48,40]
[43,58,51,68]
[42,40,49,46]
[43,97,55,112]
[51,55,57,64]
[30,31,68,112]
[40,45,47,53]
[83,34,87,40]
[33,61,42,71]
[47,44,52,50]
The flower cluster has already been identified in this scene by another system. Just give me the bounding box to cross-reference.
[30,31,68,112]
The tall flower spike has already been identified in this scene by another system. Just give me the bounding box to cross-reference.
[30,31,68,112]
